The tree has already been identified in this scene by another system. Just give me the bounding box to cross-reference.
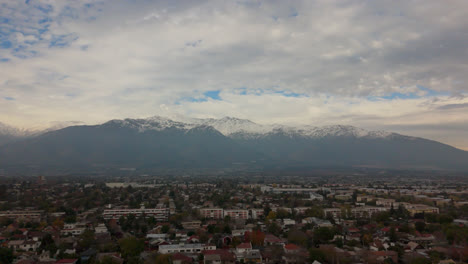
[161,225,170,234]
[223,224,232,234]
[276,209,289,219]
[389,226,397,242]
[78,229,96,249]
[288,229,308,246]
[154,254,172,264]
[0,247,14,264]
[266,211,277,221]
[267,222,281,236]
[313,227,335,244]
[309,248,326,263]
[415,222,426,233]
[118,236,144,259]
[96,256,121,264]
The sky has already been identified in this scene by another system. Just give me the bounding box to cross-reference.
[1,0,468,150]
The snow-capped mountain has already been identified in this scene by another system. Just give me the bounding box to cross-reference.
[0,122,32,145]
[1,115,467,173]
[103,116,395,139]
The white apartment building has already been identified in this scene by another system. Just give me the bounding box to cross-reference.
[158,243,216,254]
[103,207,169,221]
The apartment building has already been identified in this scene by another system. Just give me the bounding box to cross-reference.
[199,208,224,219]
[102,207,169,221]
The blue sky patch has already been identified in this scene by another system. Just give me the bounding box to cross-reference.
[368,86,450,101]
[0,40,12,49]
[203,90,221,100]
[4,97,15,101]
[274,90,305,98]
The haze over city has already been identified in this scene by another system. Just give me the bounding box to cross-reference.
[1,0,468,151]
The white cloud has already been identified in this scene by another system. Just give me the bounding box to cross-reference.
[0,0,468,149]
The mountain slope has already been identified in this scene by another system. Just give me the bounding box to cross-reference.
[0,116,467,172]
[0,122,30,146]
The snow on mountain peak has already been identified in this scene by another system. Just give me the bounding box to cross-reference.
[112,116,394,139]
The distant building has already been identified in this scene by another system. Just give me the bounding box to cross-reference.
[103,207,169,221]
[224,209,248,220]
[324,208,342,219]
[199,208,224,219]
[158,243,215,254]
[404,204,439,216]
[0,210,44,222]
[250,209,264,219]
[351,206,389,218]
[181,221,201,230]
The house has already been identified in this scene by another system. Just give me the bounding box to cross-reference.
[236,242,252,253]
[94,223,109,234]
[8,240,41,252]
[171,253,194,264]
[264,234,283,246]
[368,251,398,264]
[55,259,78,264]
[203,249,236,264]
[283,244,300,254]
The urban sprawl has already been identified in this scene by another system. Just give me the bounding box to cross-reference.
[0,174,467,264]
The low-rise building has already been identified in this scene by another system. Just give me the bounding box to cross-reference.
[199,208,224,219]
[224,209,248,220]
[158,243,215,254]
[404,204,439,216]
[103,207,169,221]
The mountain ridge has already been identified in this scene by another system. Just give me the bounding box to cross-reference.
[0,116,467,173]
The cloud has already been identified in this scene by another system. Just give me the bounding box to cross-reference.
[437,103,468,110]
[0,0,468,149]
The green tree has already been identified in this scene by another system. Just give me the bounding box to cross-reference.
[415,222,426,233]
[313,227,335,244]
[78,229,96,249]
[389,226,397,242]
[309,248,326,263]
[118,236,144,259]
[161,225,170,234]
[154,254,172,264]
[0,247,14,264]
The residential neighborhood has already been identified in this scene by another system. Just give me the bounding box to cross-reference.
[0,174,467,264]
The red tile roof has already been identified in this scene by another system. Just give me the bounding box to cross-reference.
[284,244,300,250]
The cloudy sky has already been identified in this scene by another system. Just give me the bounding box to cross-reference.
[1,0,468,150]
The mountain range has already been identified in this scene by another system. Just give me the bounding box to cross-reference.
[1,116,467,173]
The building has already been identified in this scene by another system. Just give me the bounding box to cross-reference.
[376,199,396,208]
[351,206,389,218]
[61,223,87,236]
[224,209,248,220]
[0,210,44,222]
[324,208,342,219]
[203,249,236,264]
[250,209,264,219]
[181,221,201,230]
[94,223,109,234]
[199,208,224,219]
[103,207,169,221]
[158,243,215,254]
[404,204,439,216]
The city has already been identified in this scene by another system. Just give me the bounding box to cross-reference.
[0,174,467,264]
